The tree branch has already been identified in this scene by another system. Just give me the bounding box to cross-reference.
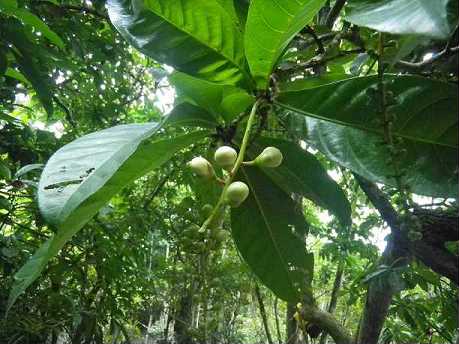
[357,235,409,344]
[34,0,108,20]
[355,174,459,286]
[325,0,347,29]
[397,46,459,69]
[301,304,353,344]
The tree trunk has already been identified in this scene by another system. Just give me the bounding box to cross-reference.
[354,175,410,344]
[255,284,274,344]
[319,260,345,344]
[355,174,458,284]
[357,235,408,344]
[174,291,193,344]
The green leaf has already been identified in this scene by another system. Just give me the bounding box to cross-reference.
[276,75,458,149]
[250,137,351,226]
[0,195,10,210]
[3,23,54,115]
[346,0,451,39]
[164,102,219,129]
[13,49,54,115]
[384,35,429,67]
[244,0,327,88]
[5,68,30,85]
[279,73,349,91]
[0,161,12,180]
[277,75,458,197]
[282,113,457,198]
[231,167,313,302]
[216,0,248,31]
[0,112,19,123]
[170,72,254,122]
[0,3,65,49]
[7,125,207,311]
[107,0,252,87]
[15,164,44,179]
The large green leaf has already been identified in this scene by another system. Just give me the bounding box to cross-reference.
[231,167,313,302]
[250,137,351,226]
[282,112,458,198]
[7,125,207,311]
[215,0,246,29]
[107,0,252,87]
[169,72,254,122]
[279,73,349,91]
[244,0,327,88]
[164,102,219,129]
[346,0,451,39]
[276,75,458,149]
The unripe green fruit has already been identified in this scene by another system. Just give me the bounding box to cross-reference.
[187,156,214,179]
[183,224,200,239]
[226,181,249,207]
[255,146,283,168]
[214,146,237,169]
[213,230,226,243]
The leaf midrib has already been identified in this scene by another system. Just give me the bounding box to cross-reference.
[44,125,159,224]
[275,101,458,149]
[241,167,296,293]
[148,1,247,79]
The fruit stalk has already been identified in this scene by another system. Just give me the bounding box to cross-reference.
[199,99,261,231]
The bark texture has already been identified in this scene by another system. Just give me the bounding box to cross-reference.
[355,174,458,344]
[301,304,352,344]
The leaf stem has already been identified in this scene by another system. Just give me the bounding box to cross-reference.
[200,99,261,231]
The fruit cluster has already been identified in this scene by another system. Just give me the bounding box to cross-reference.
[188,145,283,208]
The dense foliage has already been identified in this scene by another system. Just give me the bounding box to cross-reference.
[0,0,458,343]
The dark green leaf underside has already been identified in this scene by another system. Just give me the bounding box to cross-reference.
[250,137,352,226]
[277,74,458,149]
[283,112,457,198]
[231,167,313,302]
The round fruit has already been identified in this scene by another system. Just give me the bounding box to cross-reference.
[187,156,214,179]
[226,181,249,207]
[213,230,226,243]
[214,146,237,169]
[255,147,283,168]
[184,224,200,236]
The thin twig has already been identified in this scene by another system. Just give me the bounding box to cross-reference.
[199,100,261,232]
[34,0,108,20]
[325,0,347,29]
[397,45,458,69]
